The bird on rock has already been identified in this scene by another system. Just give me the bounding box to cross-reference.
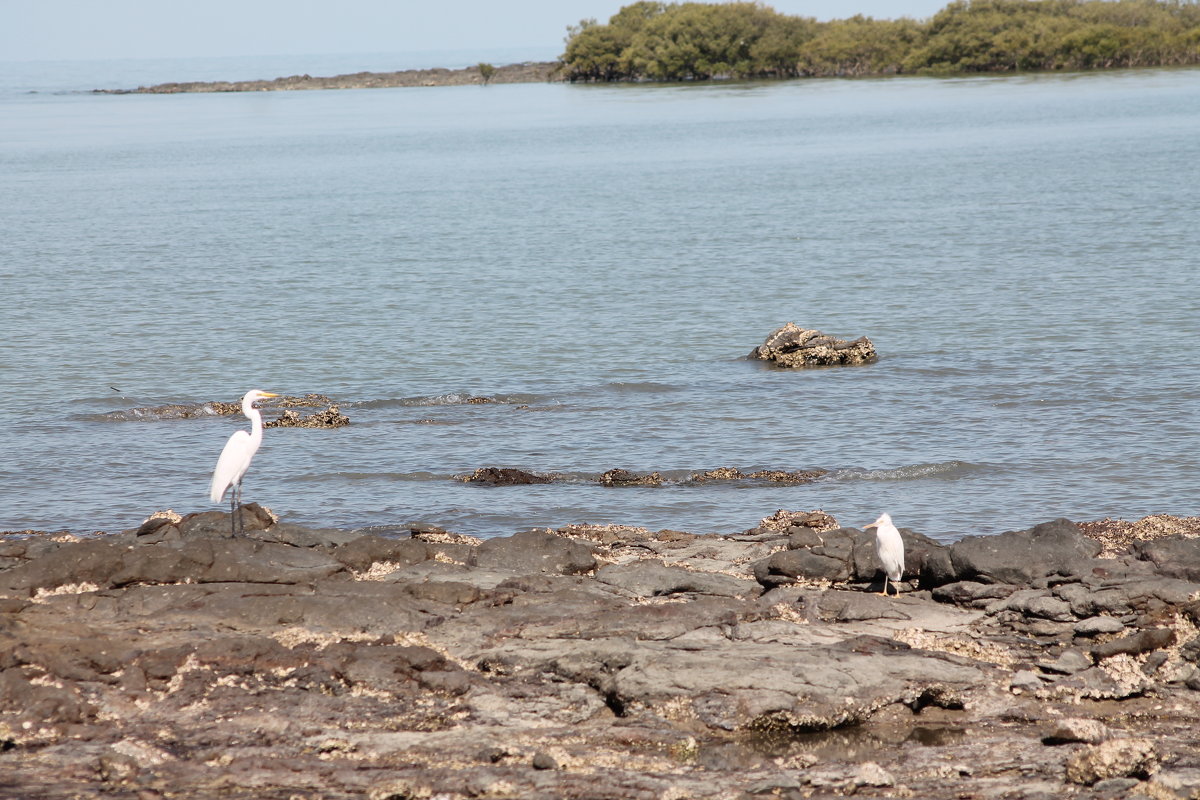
[864,512,905,597]
[209,389,279,537]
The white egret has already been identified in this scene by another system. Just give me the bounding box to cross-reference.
[863,512,905,597]
[209,389,279,537]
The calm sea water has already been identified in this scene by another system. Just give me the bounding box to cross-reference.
[2,55,1197,541]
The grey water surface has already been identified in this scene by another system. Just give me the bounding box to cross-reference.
[2,56,1197,540]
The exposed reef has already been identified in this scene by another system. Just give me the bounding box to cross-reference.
[106,394,349,428]
[265,404,350,429]
[3,512,1200,797]
[458,466,829,487]
[750,323,877,368]
[96,62,562,95]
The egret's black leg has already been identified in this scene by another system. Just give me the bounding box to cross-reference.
[228,490,237,538]
[232,482,244,538]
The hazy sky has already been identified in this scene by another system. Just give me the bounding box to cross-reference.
[1,1,952,62]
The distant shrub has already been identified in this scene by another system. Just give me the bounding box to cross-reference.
[560,0,1200,81]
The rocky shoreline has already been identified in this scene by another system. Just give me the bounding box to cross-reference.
[3,511,1200,798]
[94,61,563,95]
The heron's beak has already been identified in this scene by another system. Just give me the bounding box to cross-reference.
[863,523,877,530]
[261,392,280,398]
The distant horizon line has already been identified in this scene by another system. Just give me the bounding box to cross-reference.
[0,45,564,66]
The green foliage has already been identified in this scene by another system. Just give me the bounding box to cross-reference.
[477,62,496,85]
[799,15,924,76]
[559,0,1200,81]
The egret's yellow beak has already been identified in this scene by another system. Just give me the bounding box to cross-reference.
[863,523,877,530]
[261,392,280,398]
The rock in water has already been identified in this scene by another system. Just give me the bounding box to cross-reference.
[265,405,350,429]
[749,323,876,368]
[459,467,553,485]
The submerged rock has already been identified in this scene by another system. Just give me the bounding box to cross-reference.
[112,393,345,424]
[688,467,827,485]
[749,322,877,368]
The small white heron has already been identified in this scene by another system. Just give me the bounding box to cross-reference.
[209,389,278,537]
[864,512,905,597]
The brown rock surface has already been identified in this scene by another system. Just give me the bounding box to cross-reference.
[3,513,1200,798]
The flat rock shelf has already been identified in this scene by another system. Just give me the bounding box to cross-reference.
[3,511,1200,798]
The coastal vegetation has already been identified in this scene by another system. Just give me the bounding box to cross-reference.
[561,0,1200,80]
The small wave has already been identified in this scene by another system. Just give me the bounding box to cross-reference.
[292,471,449,483]
[600,381,682,395]
[826,461,981,482]
[359,392,548,408]
[87,402,224,422]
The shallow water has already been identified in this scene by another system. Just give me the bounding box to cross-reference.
[2,58,1197,540]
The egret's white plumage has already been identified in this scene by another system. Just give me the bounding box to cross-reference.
[209,389,278,536]
[864,512,905,597]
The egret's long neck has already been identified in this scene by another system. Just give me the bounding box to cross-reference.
[244,397,264,446]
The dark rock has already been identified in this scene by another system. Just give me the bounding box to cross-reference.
[403,581,484,607]
[1092,777,1141,794]
[330,536,432,572]
[1073,616,1126,638]
[949,519,1101,585]
[995,590,1076,622]
[1053,577,1200,619]
[811,593,914,623]
[264,404,349,428]
[460,467,553,485]
[0,536,345,594]
[1090,628,1176,661]
[689,468,827,485]
[749,323,877,368]
[0,598,29,614]
[9,511,1200,800]
[1180,637,1200,664]
[177,504,274,537]
[1038,648,1092,675]
[473,530,596,575]
[1132,535,1200,582]
[933,581,1019,607]
[256,522,361,548]
[787,528,827,548]
[1009,670,1046,693]
[755,525,952,590]
[755,509,841,533]
[134,516,175,538]
[599,468,662,487]
[595,561,756,598]
[1141,651,1169,676]
[853,527,953,588]
[755,547,851,586]
[531,751,557,770]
